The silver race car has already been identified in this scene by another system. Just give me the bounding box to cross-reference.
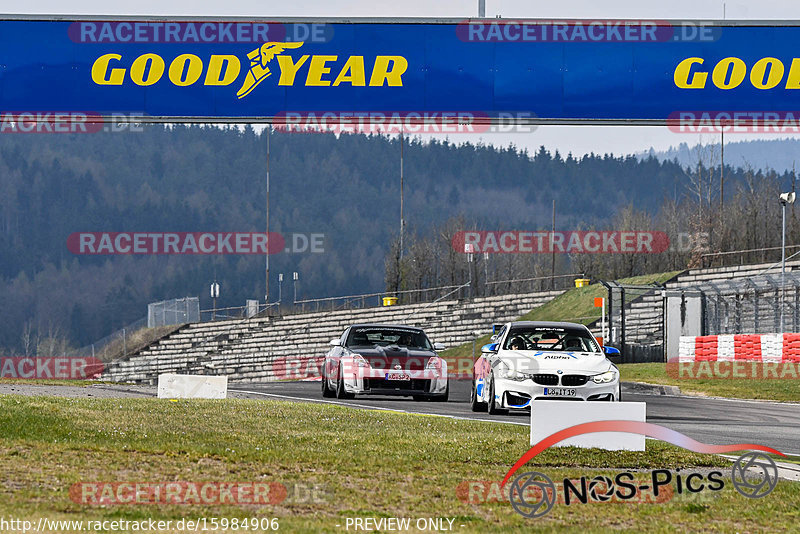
[322,324,449,401]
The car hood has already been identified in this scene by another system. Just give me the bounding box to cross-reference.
[498,349,613,375]
[349,345,436,371]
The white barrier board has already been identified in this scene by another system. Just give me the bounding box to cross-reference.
[157,374,228,399]
[531,401,646,451]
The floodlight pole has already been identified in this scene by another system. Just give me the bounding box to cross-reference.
[266,127,271,313]
[782,198,787,332]
[720,129,724,211]
[400,129,404,263]
[550,199,556,289]
[478,0,485,17]
[483,251,489,295]
[780,191,795,331]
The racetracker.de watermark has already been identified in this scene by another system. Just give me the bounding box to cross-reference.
[667,361,800,379]
[453,231,676,254]
[67,232,324,255]
[456,20,719,42]
[0,112,144,133]
[70,481,327,506]
[274,111,538,135]
[68,21,333,43]
[0,357,104,380]
[668,111,800,134]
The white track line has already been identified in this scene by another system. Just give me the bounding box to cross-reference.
[230,389,529,426]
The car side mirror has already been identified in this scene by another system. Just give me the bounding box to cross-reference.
[603,346,620,355]
[433,342,446,351]
[329,339,340,347]
[481,343,499,354]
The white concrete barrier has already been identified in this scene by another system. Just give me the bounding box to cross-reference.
[157,373,228,399]
[531,401,646,451]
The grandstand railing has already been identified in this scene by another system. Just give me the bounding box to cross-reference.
[700,245,800,269]
[195,273,584,320]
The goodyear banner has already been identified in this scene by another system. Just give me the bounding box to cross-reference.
[2,18,800,122]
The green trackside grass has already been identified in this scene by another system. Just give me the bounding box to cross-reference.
[620,363,800,402]
[0,396,796,533]
[440,271,682,374]
[0,379,108,387]
[763,453,800,466]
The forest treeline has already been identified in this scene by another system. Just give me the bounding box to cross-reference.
[0,125,795,354]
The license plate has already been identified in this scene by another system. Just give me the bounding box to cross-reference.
[385,373,410,381]
[543,387,577,397]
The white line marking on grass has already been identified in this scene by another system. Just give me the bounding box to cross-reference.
[230,389,529,426]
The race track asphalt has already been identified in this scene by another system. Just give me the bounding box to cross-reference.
[231,380,800,455]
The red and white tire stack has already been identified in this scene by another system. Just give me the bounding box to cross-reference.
[679,333,800,362]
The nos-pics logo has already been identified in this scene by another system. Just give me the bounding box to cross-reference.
[502,421,782,519]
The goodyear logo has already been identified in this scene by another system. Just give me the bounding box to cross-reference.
[674,56,800,90]
[90,42,408,98]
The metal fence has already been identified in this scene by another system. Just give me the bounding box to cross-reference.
[696,272,800,335]
[601,281,666,349]
[147,297,200,327]
[73,316,147,361]
[290,273,583,314]
[199,301,267,322]
[700,245,800,269]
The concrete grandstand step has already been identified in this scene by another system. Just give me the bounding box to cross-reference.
[104,289,564,383]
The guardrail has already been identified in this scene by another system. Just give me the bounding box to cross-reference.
[700,245,800,269]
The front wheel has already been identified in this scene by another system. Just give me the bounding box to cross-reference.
[321,362,335,398]
[336,363,354,399]
[487,373,507,415]
[470,378,487,412]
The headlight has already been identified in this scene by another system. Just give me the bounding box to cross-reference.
[496,362,529,381]
[591,370,617,383]
[352,353,370,368]
[426,357,442,370]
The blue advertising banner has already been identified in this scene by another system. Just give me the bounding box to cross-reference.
[1,18,800,123]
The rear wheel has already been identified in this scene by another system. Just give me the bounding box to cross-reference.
[321,363,334,398]
[470,378,487,412]
[336,363,354,399]
[487,373,507,415]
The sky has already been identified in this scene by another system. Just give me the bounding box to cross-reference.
[7,0,800,158]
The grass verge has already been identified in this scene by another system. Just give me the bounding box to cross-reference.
[0,395,795,533]
[0,379,107,387]
[620,363,800,402]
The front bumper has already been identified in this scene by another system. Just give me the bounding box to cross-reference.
[494,376,619,408]
[343,368,448,396]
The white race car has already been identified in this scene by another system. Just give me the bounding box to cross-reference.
[471,321,621,414]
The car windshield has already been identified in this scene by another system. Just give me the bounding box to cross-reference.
[346,327,432,349]
[503,326,600,352]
